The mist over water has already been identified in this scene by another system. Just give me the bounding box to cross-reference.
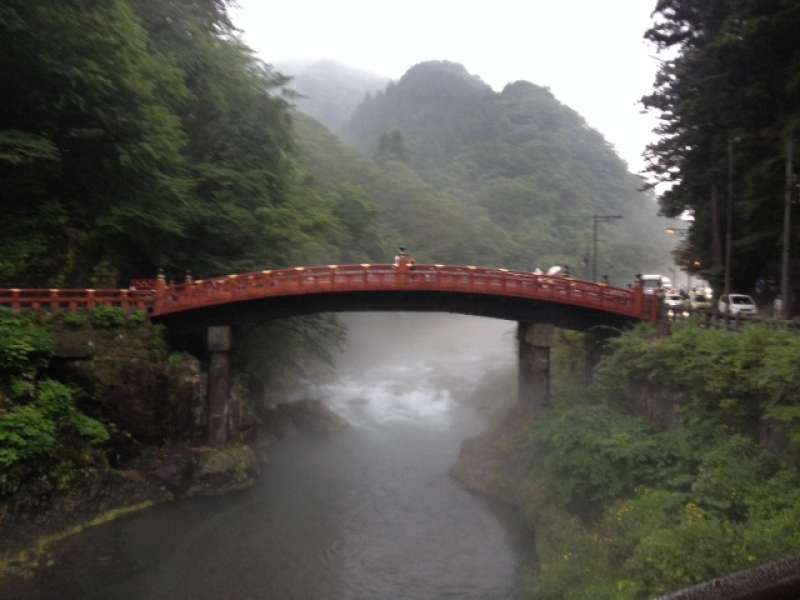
[7,313,530,600]
[315,313,517,430]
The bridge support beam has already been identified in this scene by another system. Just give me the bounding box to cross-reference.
[517,322,553,410]
[207,326,232,446]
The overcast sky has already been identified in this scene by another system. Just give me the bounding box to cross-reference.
[232,0,662,175]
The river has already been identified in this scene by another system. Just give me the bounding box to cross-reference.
[7,314,531,599]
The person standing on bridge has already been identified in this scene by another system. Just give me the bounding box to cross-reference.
[394,246,411,271]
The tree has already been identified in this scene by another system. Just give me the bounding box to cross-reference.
[0,0,193,285]
[643,0,800,292]
[376,129,409,163]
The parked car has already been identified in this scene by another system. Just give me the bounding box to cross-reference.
[718,293,758,316]
[688,293,712,311]
[664,293,689,318]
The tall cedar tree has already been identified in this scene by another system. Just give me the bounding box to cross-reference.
[643,0,800,292]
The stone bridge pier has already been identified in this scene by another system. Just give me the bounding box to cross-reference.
[207,325,234,445]
[517,322,609,409]
[517,322,553,410]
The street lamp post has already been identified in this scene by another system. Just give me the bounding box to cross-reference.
[592,213,622,282]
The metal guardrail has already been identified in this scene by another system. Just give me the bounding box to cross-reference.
[657,556,800,600]
[669,308,800,331]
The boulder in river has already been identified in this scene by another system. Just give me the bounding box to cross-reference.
[260,398,349,437]
[183,445,260,498]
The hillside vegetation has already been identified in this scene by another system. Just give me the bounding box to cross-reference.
[340,61,674,279]
[457,323,800,599]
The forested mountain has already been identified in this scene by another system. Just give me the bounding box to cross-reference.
[0,0,671,288]
[278,60,388,135]
[295,113,518,266]
[644,0,800,293]
[0,2,382,287]
[342,61,674,279]
[0,0,387,384]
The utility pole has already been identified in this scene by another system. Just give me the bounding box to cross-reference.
[592,214,622,282]
[724,138,737,298]
[781,138,796,318]
[592,217,598,283]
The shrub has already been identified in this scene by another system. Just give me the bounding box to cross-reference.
[0,380,109,470]
[166,351,193,365]
[34,380,109,444]
[523,323,800,598]
[0,405,57,468]
[9,378,35,400]
[63,311,89,329]
[0,308,54,372]
[624,517,751,597]
[125,309,148,327]
[530,406,674,509]
[90,305,126,329]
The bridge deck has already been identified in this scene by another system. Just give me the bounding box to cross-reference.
[0,264,659,323]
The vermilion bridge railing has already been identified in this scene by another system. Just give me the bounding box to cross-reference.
[0,264,660,323]
[0,288,155,312]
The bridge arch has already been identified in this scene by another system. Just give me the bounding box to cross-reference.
[150,264,657,333]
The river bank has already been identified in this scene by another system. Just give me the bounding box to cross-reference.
[0,398,350,583]
[0,309,352,581]
[453,323,800,599]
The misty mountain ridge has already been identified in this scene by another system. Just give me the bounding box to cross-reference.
[277,59,389,134]
[290,59,673,278]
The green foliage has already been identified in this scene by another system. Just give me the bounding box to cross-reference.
[531,406,671,508]
[33,380,109,444]
[125,309,148,327]
[519,323,800,598]
[63,312,88,329]
[551,331,591,404]
[344,61,674,278]
[0,405,57,469]
[0,309,54,372]
[9,378,35,400]
[1,0,190,285]
[68,411,111,446]
[166,351,193,365]
[624,517,751,596]
[375,129,409,163]
[0,310,109,474]
[1,0,328,285]
[0,380,108,470]
[643,0,800,291]
[90,306,127,330]
[596,322,800,437]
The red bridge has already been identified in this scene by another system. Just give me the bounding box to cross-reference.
[0,263,659,331]
[0,263,661,444]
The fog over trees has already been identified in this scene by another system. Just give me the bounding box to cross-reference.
[295,60,675,279]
